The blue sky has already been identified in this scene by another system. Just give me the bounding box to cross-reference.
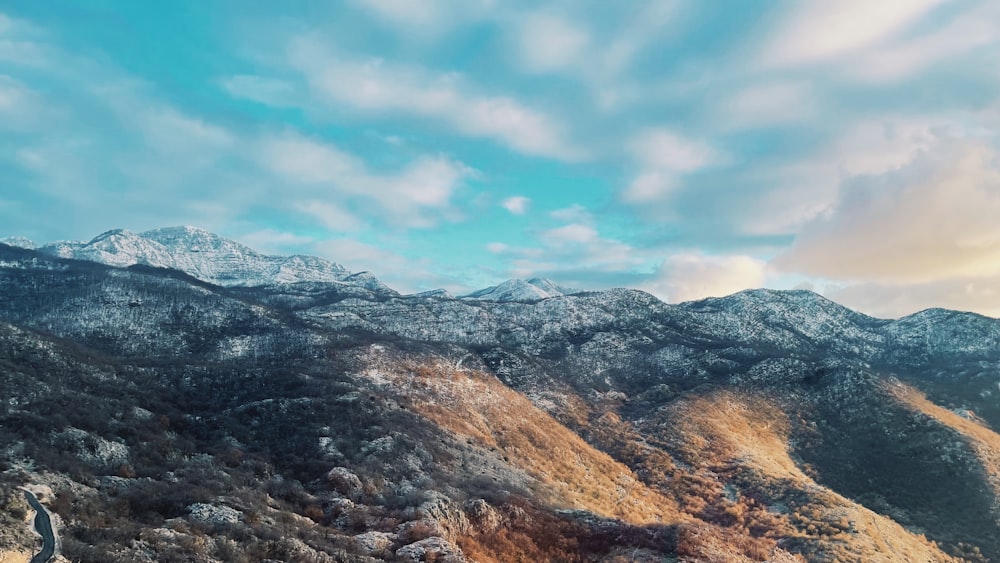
[3,1,1000,317]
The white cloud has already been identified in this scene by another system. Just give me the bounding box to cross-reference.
[486,242,508,254]
[775,144,1000,284]
[827,277,1000,319]
[501,195,530,215]
[726,81,816,125]
[832,120,941,176]
[260,132,472,228]
[236,229,316,254]
[850,2,1000,83]
[630,128,715,173]
[0,13,49,67]
[315,238,464,293]
[549,204,591,223]
[133,106,234,154]
[221,75,297,106]
[541,223,598,246]
[623,128,716,203]
[500,221,641,280]
[286,37,580,160]
[739,118,946,237]
[760,0,947,68]
[353,0,496,35]
[0,75,44,131]
[640,253,768,303]
[517,13,589,73]
[295,201,366,232]
[623,172,675,203]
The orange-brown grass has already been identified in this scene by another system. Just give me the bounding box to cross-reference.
[381,361,681,526]
[663,391,959,563]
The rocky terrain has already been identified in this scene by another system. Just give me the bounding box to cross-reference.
[1,228,999,562]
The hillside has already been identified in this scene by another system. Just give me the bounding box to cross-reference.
[1,231,999,562]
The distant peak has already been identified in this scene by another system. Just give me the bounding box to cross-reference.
[0,236,39,250]
[143,225,213,236]
[463,277,575,302]
[410,288,454,299]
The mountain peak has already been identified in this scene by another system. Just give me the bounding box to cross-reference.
[463,278,575,302]
[0,236,39,250]
[27,226,383,291]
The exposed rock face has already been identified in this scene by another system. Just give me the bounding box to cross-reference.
[186,503,242,525]
[325,467,364,498]
[353,531,395,556]
[395,537,467,563]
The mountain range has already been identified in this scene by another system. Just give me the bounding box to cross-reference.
[1,227,999,562]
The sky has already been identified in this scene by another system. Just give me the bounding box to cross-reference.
[2,1,1000,318]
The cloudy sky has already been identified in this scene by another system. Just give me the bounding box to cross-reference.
[2,1,1000,317]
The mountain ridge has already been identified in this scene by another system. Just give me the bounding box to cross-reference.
[2,228,1000,561]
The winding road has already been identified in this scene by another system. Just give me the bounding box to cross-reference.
[22,489,56,563]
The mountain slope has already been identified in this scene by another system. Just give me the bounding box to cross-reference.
[2,228,1000,562]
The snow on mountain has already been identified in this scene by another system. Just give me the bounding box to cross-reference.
[463,278,576,302]
[409,289,454,299]
[0,236,39,250]
[27,226,377,289]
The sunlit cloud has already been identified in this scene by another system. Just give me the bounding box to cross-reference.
[640,253,768,303]
[775,144,1000,284]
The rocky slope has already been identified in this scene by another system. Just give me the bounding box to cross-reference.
[1,230,999,562]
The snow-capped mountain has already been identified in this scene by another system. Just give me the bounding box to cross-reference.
[462,278,576,302]
[31,226,364,288]
[3,229,1000,561]
[0,236,39,250]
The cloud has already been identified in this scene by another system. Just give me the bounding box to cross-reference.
[132,106,234,154]
[725,81,817,125]
[850,2,1000,83]
[775,144,1000,284]
[352,0,495,36]
[831,120,941,176]
[485,242,508,254]
[0,12,49,67]
[516,13,589,73]
[0,74,45,131]
[623,128,717,203]
[760,0,947,68]
[284,37,580,160]
[737,118,945,237]
[499,221,642,281]
[541,223,598,245]
[295,201,367,232]
[221,75,297,106]
[826,277,1000,319]
[501,195,530,215]
[314,237,465,293]
[630,128,715,172]
[259,132,473,228]
[549,204,591,223]
[235,229,316,255]
[640,253,768,303]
